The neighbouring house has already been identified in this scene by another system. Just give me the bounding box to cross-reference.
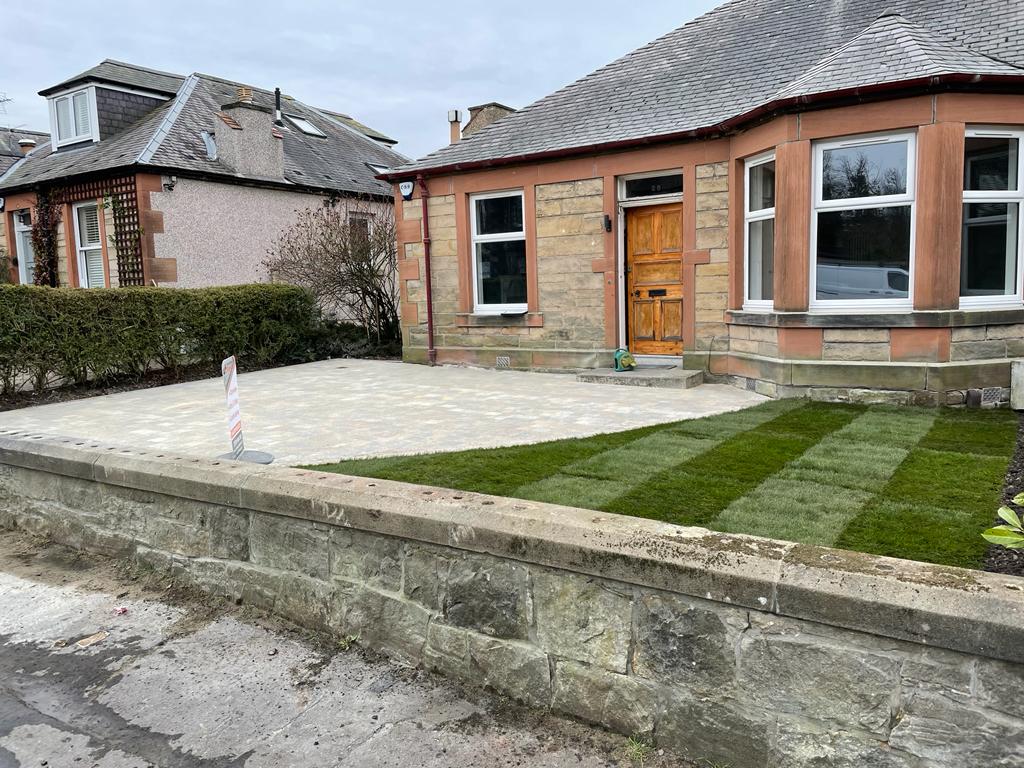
[386,1,1024,405]
[0,59,405,289]
[0,127,49,174]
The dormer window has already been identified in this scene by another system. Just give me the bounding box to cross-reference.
[285,114,326,137]
[50,87,98,147]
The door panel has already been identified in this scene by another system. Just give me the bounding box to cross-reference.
[661,299,683,342]
[627,203,684,355]
[633,300,655,340]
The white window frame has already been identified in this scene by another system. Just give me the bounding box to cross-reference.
[617,169,684,206]
[809,131,917,312]
[48,86,100,148]
[744,152,776,311]
[13,211,34,285]
[72,202,105,289]
[960,126,1024,310]
[469,189,527,315]
[285,114,327,137]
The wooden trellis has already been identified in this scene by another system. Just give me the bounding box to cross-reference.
[60,176,145,286]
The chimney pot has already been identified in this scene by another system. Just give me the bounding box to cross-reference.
[448,109,462,144]
[237,86,253,104]
[17,138,36,155]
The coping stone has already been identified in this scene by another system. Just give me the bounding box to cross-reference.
[2,431,1023,664]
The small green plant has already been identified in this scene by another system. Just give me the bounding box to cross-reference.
[624,735,654,767]
[982,496,1024,549]
[338,635,359,651]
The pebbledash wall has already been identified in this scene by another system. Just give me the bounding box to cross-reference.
[0,173,349,289]
[396,94,1024,405]
[147,178,384,289]
[1,431,1022,768]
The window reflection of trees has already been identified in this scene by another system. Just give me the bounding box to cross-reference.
[822,150,906,200]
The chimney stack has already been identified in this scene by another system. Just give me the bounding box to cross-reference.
[17,138,36,155]
[214,87,284,180]
[448,109,462,144]
[462,103,516,137]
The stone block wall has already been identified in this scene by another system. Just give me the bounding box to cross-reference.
[951,323,1024,360]
[102,201,120,288]
[534,179,606,353]
[55,217,70,287]
[693,162,730,352]
[398,181,608,370]
[718,323,1020,405]
[1,432,1022,768]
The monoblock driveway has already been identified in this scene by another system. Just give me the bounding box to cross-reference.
[0,359,764,465]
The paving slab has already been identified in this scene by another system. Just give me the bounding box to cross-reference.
[0,359,765,465]
[0,533,690,768]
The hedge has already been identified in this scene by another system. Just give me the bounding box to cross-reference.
[0,283,334,394]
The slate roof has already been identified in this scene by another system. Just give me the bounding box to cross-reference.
[1,62,406,196]
[0,128,49,175]
[320,110,398,145]
[39,59,185,97]
[775,13,1024,99]
[393,0,1024,177]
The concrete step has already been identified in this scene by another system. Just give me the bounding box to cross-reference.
[575,366,704,389]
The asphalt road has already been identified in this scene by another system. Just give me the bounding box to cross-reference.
[0,533,688,768]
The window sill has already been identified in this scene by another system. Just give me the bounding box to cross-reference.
[726,307,1024,328]
[456,312,543,328]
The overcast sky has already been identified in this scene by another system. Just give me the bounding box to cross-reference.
[0,1,719,160]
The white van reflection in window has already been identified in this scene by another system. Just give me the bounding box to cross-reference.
[817,264,910,300]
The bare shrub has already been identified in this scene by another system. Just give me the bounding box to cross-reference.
[264,195,399,344]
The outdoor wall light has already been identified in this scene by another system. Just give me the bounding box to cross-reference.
[603,214,612,232]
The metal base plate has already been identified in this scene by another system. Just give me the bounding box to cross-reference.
[218,450,275,465]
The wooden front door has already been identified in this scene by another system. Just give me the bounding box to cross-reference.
[626,203,684,355]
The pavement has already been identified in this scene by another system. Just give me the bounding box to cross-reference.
[0,359,764,465]
[0,532,692,768]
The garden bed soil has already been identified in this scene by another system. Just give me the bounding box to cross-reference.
[985,410,1024,578]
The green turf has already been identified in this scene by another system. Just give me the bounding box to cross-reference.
[309,401,1018,569]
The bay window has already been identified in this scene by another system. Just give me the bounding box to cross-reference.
[470,190,527,313]
[744,153,775,308]
[960,128,1024,307]
[811,133,916,309]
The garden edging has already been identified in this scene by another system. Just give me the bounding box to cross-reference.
[1,428,1022,767]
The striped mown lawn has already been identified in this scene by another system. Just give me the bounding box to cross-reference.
[309,401,1018,569]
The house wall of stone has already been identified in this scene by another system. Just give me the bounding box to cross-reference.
[693,162,730,353]
[102,201,120,288]
[398,181,608,370]
[396,94,1024,402]
[1,432,1022,768]
[148,178,328,288]
[55,216,70,287]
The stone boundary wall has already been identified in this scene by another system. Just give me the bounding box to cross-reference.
[0,430,1022,767]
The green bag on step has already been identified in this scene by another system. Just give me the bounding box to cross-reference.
[614,348,637,372]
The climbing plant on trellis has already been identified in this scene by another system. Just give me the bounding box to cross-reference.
[62,176,145,286]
